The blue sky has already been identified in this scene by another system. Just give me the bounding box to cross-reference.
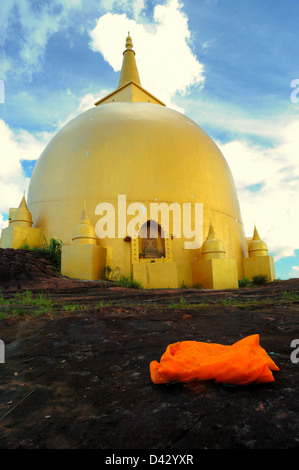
[0,0,299,279]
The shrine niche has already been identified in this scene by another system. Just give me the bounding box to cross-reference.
[139,220,165,259]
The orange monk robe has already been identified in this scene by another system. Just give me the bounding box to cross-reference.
[150,335,279,386]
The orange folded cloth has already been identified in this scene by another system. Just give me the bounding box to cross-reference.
[150,334,279,386]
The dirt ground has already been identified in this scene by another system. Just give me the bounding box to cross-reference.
[0,248,298,450]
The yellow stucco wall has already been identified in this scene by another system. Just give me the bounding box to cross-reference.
[1,225,43,249]
[133,261,178,289]
[61,244,107,280]
[191,258,239,290]
[243,256,275,282]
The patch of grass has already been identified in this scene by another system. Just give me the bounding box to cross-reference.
[12,307,27,317]
[238,277,252,288]
[62,303,80,312]
[20,237,63,271]
[40,237,63,271]
[180,281,189,289]
[169,301,178,309]
[180,281,203,289]
[220,297,234,306]
[101,266,142,289]
[101,265,121,281]
[252,274,268,285]
[238,275,269,288]
[116,275,142,289]
[14,290,34,305]
[282,290,299,301]
[219,297,254,307]
[170,296,186,308]
[0,291,10,305]
[14,290,52,308]
[195,302,209,307]
[95,299,113,308]
[191,283,203,289]
[34,305,52,316]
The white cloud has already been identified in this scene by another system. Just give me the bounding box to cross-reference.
[100,0,145,20]
[0,119,50,217]
[0,0,84,78]
[0,214,8,233]
[89,0,204,109]
[0,88,102,235]
[289,266,299,279]
[218,119,299,261]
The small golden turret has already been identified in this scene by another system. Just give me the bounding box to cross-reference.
[10,193,33,228]
[72,201,97,245]
[248,226,268,257]
[201,221,226,260]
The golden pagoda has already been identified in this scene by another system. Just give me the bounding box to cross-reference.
[0,34,276,288]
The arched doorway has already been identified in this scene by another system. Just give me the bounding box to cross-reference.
[139,220,165,259]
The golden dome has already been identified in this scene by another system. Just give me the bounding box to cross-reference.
[72,201,97,245]
[11,194,33,227]
[248,226,268,257]
[27,102,247,280]
[27,35,247,284]
[201,221,226,259]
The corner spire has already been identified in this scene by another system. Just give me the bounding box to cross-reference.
[72,201,97,245]
[248,225,268,257]
[118,33,141,88]
[201,221,226,259]
[11,193,33,227]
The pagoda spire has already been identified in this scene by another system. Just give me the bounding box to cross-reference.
[72,201,97,245]
[94,33,165,106]
[201,221,226,259]
[118,33,141,88]
[248,225,268,257]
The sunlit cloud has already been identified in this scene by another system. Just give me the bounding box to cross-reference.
[0,119,51,214]
[218,119,299,260]
[89,0,205,109]
[289,266,299,279]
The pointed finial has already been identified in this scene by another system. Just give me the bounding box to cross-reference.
[207,221,217,239]
[79,200,90,224]
[252,225,261,240]
[125,32,133,50]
